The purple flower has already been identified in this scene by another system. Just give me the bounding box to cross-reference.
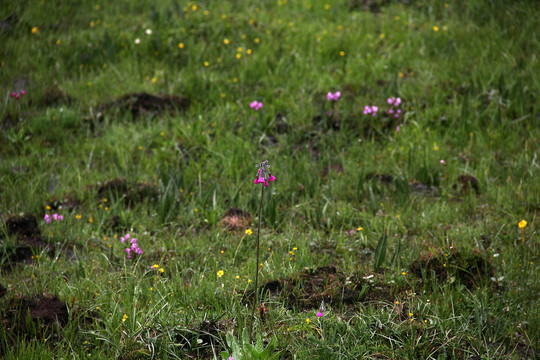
[396,125,400,133]
[52,214,58,221]
[125,248,131,258]
[327,91,341,101]
[44,214,51,224]
[249,101,263,111]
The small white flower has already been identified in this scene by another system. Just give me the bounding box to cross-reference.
[493,253,499,257]
[146,29,152,35]
[134,38,141,44]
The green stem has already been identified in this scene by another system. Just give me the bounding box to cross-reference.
[250,184,264,342]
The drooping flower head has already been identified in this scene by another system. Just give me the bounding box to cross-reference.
[253,160,276,187]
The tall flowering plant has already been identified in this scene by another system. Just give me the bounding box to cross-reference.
[250,160,276,339]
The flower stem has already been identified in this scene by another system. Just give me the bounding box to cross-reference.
[521,228,525,244]
[250,184,264,342]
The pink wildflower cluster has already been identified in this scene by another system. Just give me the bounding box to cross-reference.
[249,100,263,111]
[121,233,143,258]
[11,90,26,100]
[387,97,402,118]
[363,105,378,116]
[44,213,63,223]
[253,160,276,187]
[327,91,341,101]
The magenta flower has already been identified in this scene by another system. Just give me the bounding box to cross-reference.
[254,161,276,187]
[363,105,378,116]
[20,90,26,96]
[249,101,263,111]
[121,233,130,243]
[11,92,17,98]
[387,97,401,106]
[316,311,323,317]
[327,91,341,101]
[125,248,131,258]
[44,214,51,224]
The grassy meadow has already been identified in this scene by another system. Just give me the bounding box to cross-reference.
[1,0,539,358]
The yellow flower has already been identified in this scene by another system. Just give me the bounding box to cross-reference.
[433,144,439,151]
[204,61,209,67]
[254,37,260,44]
[339,51,345,56]
[357,227,363,231]
[31,27,38,34]
[518,220,527,228]
[247,49,252,55]
[235,53,241,59]
[245,229,253,235]
[178,42,184,49]
[191,4,198,11]
[217,270,224,277]
[433,26,439,32]
[159,268,165,273]
[223,38,230,45]
[306,318,310,323]
[293,247,298,251]
[122,314,128,322]
[152,264,159,269]
[237,47,243,53]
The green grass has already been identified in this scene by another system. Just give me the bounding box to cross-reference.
[1,0,539,358]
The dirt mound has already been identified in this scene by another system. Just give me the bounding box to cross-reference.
[256,265,401,311]
[0,294,68,353]
[2,215,52,267]
[94,178,160,206]
[221,208,251,231]
[410,249,494,289]
[5,214,41,240]
[102,92,190,117]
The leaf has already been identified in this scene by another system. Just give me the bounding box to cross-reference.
[374,235,388,271]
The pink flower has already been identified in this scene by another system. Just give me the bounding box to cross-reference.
[125,248,131,258]
[52,214,58,221]
[130,238,138,244]
[249,101,263,111]
[396,125,400,133]
[254,160,276,186]
[327,91,341,101]
[11,92,17,98]
[44,214,51,224]
[20,90,26,96]
[316,311,323,317]
[440,160,446,165]
[387,97,402,106]
[58,215,63,221]
[363,105,378,116]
